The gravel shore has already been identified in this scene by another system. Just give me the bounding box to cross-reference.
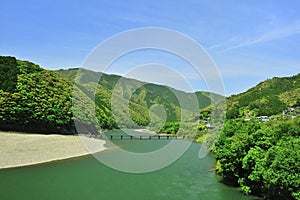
[0,131,106,169]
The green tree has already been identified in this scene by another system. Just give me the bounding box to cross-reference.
[0,56,18,92]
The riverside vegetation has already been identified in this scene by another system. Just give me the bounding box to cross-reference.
[205,74,300,199]
[0,56,299,199]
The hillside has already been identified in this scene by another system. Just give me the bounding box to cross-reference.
[57,68,221,128]
[193,73,300,125]
[208,74,300,120]
[0,56,74,134]
[208,73,300,199]
[227,74,300,118]
[0,56,219,134]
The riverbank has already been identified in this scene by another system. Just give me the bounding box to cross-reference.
[0,131,106,169]
[132,128,156,134]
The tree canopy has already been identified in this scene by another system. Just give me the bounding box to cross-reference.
[215,118,300,199]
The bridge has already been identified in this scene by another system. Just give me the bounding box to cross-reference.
[95,134,186,140]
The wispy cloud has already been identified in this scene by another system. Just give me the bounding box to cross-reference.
[210,20,300,53]
[207,37,239,50]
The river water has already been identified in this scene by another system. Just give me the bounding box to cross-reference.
[0,131,255,200]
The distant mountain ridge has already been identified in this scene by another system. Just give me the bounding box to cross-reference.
[58,68,221,128]
[0,56,221,134]
[226,73,300,118]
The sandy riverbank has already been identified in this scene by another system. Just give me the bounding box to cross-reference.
[132,128,156,134]
[0,131,106,169]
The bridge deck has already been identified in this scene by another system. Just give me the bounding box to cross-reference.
[95,134,185,140]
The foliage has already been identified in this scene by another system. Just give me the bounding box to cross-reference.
[58,68,218,130]
[215,118,300,199]
[211,74,300,199]
[154,122,180,134]
[0,56,19,93]
[224,74,300,118]
[226,106,240,119]
[0,56,219,134]
[0,56,75,133]
[0,56,98,134]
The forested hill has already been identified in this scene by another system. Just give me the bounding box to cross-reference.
[57,68,220,124]
[0,56,75,134]
[211,74,300,199]
[0,56,219,134]
[226,73,300,118]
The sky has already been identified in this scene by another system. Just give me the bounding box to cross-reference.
[1,0,300,95]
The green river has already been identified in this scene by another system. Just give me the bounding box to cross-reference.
[0,131,256,200]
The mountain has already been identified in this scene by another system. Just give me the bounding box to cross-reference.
[0,56,220,134]
[226,74,300,118]
[58,68,221,128]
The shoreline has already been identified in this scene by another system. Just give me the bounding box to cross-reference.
[0,152,94,170]
[132,128,156,134]
[0,131,107,170]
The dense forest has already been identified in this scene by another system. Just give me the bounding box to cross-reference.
[205,74,300,199]
[58,68,215,128]
[215,118,300,199]
[0,56,75,133]
[0,56,216,134]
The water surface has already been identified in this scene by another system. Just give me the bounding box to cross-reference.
[0,131,255,200]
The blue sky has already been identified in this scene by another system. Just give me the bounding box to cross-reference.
[1,0,300,95]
